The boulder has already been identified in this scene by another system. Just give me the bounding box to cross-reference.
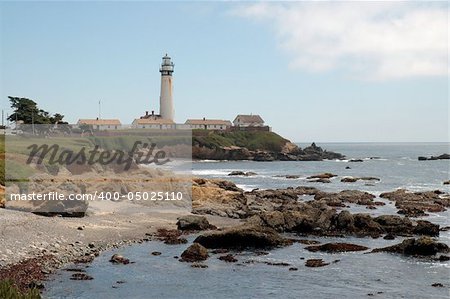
[334,210,355,232]
[109,254,130,265]
[228,171,246,176]
[341,177,358,183]
[315,190,376,207]
[194,225,292,249]
[374,215,412,234]
[305,259,329,267]
[353,214,383,235]
[412,220,439,237]
[218,254,238,263]
[176,215,214,231]
[372,237,449,256]
[180,243,209,262]
[253,151,275,161]
[155,228,187,245]
[70,273,94,280]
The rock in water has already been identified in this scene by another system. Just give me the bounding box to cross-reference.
[70,273,93,280]
[176,215,214,231]
[180,243,209,262]
[412,220,440,236]
[305,259,329,267]
[418,154,450,161]
[194,225,292,249]
[307,173,337,179]
[305,243,369,253]
[218,254,238,263]
[371,237,449,256]
[109,254,130,265]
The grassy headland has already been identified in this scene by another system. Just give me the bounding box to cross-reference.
[192,130,289,152]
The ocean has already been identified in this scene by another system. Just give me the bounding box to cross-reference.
[44,143,450,298]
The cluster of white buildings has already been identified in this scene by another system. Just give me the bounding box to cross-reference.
[77,55,267,132]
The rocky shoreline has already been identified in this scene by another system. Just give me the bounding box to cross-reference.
[193,142,345,161]
[1,175,449,295]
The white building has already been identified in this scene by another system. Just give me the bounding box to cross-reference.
[233,114,264,127]
[132,118,175,129]
[77,119,121,130]
[185,118,232,130]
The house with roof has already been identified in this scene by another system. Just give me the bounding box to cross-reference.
[233,114,265,127]
[185,118,232,130]
[132,118,175,129]
[77,119,121,130]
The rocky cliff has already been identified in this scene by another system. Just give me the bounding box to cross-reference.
[192,131,344,161]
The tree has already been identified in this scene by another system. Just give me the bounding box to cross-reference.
[7,96,67,124]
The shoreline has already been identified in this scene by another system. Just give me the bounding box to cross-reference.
[1,164,449,295]
[0,201,241,293]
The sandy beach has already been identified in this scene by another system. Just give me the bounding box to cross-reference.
[0,199,240,283]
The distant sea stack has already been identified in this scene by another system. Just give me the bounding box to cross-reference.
[192,131,345,161]
[418,154,450,161]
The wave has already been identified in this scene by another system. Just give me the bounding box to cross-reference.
[192,169,231,176]
[236,184,259,192]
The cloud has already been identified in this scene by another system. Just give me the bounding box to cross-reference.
[232,2,448,80]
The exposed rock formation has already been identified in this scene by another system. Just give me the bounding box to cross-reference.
[304,243,369,253]
[192,131,345,162]
[380,189,449,217]
[307,173,337,179]
[371,237,449,256]
[314,190,379,207]
[418,154,450,161]
[341,177,380,183]
[176,215,215,231]
[228,171,257,176]
[180,243,209,262]
[192,179,445,239]
[109,254,130,265]
[305,259,329,267]
[194,225,292,249]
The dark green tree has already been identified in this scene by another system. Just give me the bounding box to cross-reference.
[7,96,66,124]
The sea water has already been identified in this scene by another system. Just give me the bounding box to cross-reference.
[44,143,450,298]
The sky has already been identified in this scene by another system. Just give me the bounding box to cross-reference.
[0,1,448,142]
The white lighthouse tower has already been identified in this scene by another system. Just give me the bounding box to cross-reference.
[159,54,175,121]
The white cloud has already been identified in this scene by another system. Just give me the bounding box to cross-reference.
[232,2,448,80]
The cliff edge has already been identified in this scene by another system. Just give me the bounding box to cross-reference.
[192,130,344,161]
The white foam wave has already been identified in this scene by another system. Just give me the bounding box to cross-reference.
[192,169,231,176]
[236,184,258,192]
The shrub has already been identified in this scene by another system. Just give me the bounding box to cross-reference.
[0,280,41,299]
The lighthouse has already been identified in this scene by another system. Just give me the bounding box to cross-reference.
[159,54,175,121]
